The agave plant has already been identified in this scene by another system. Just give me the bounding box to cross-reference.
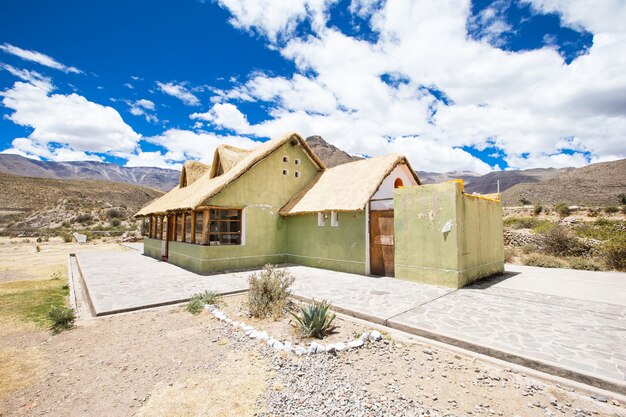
[291,300,336,339]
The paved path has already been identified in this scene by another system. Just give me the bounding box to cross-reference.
[74,251,626,393]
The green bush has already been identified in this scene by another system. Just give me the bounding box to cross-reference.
[59,232,73,243]
[533,205,543,216]
[48,305,77,334]
[247,264,295,319]
[566,257,601,271]
[542,225,588,257]
[291,300,336,339]
[618,193,626,205]
[73,214,93,224]
[603,236,626,271]
[575,219,625,241]
[186,298,204,315]
[604,206,619,214]
[554,203,571,218]
[106,208,124,219]
[522,253,566,268]
[504,217,538,229]
[192,290,221,306]
[109,218,121,227]
[520,198,531,205]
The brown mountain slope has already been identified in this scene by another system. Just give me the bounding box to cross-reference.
[305,135,363,168]
[0,172,163,231]
[502,159,626,206]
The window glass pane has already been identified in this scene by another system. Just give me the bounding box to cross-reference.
[195,212,204,244]
[185,214,192,242]
[177,214,183,242]
[210,209,241,221]
[209,233,241,245]
[210,221,241,233]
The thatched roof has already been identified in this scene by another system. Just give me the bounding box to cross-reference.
[136,132,325,216]
[208,145,252,178]
[180,161,210,187]
[280,153,420,215]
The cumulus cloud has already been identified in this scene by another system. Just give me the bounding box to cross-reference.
[213,0,626,172]
[156,81,200,106]
[1,80,140,160]
[4,137,104,162]
[128,98,158,123]
[0,43,82,74]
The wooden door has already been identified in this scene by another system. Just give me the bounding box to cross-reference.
[370,209,395,277]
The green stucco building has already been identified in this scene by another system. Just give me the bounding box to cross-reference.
[137,132,504,288]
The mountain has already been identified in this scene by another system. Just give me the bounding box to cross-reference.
[0,153,180,191]
[0,172,163,232]
[463,167,573,194]
[416,170,480,185]
[502,159,626,206]
[305,135,363,168]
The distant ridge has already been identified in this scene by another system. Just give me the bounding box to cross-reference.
[0,153,179,192]
[305,135,363,168]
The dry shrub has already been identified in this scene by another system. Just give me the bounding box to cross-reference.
[247,264,294,319]
[542,225,588,257]
[504,247,515,263]
[522,253,566,268]
[603,236,626,271]
[566,257,601,271]
[554,203,571,218]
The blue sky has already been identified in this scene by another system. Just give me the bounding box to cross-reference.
[0,0,624,173]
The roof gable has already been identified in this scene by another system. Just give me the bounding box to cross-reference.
[136,132,325,216]
[279,154,420,215]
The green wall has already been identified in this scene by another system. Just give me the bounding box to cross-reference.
[151,141,320,273]
[285,211,366,274]
[394,182,503,288]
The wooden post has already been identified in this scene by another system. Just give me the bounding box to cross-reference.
[172,213,177,242]
[202,209,209,244]
[191,211,196,244]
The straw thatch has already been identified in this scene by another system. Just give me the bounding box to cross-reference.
[135,132,325,216]
[180,161,210,187]
[208,145,252,178]
[280,153,420,215]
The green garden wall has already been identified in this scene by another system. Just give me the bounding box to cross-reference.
[394,182,503,288]
[285,211,366,275]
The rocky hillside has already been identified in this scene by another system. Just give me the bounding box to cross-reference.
[305,136,363,168]
[503,159,626,206]
[0,172,163,235]
[0,154,179,191]
[464,167,572,194]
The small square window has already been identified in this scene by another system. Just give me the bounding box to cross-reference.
[317,212,326,227]
[295,159,301,165]
[295,171,300,178]
[331,211,339,227]
[283,156,289,162]
[283,169,289,175]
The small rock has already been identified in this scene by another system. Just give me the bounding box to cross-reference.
[295,347,307,356]
[369,330,383,341]
[423,349,433,355]
[272,341,284,350]
[348,339,364,349]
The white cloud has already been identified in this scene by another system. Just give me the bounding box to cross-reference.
[128,98,158,123]
[4,137,104,162]
[123,82,134,89]
[213,0,626,172]
[0,43,82,74]
[156,81,200,106]
[124,151,182,170]
[1,80,140,158]
[0,63,53,90]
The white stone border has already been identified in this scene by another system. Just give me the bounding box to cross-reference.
[205,304,383,355]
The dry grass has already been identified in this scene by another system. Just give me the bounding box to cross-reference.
[0,348,45,400]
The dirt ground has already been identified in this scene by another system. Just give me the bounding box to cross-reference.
[0,239,624,416]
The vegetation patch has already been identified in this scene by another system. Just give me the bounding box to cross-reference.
[575,219,625,241]
[603,236,626,271]
[541,225,589,257]
[291,299,336,339]
[247,264,295,319]
[0,279,69,328]
[48,305,77,334]
[522,253,567,268]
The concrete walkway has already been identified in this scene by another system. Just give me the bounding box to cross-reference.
[73,250,626,393]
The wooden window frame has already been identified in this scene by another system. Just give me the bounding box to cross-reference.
[207,207,243,246]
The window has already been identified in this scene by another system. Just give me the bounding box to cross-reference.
[394,178,404,188]
[295,171,300,178]
[283,169,289,175]
[295,159,301,165]
[176,214,183,242]
[185,213,192,242]
[317,212,326,227]
[331,211,339,227]
[209,208,242,245]
[195,211,204,244]
[283,156,289,162]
